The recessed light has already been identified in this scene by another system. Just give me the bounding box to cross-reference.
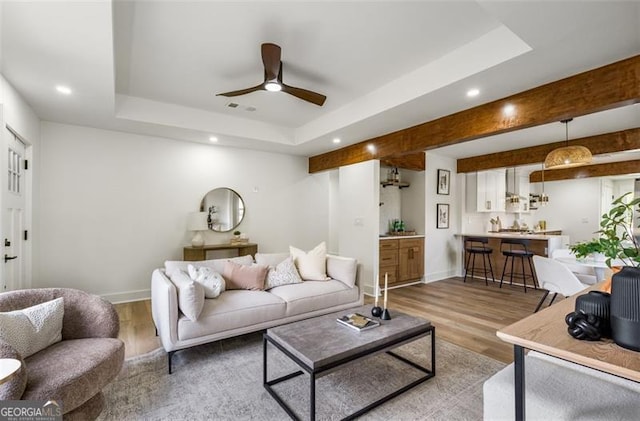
[503,104,515,116]
[367,144,376,153]
[209,136,218,142]
[466,88,480,97]
[55,85,72,95]
[333,138,341,144]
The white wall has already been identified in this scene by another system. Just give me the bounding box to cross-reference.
[338,160,379,295]
[425,152,459,281]
[37,122,330,302]
[531,178,602,243]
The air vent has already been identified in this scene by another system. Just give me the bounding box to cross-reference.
[245,106,256,112]
[226,102,239,108]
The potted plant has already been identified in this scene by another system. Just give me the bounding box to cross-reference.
[594,192,640,351]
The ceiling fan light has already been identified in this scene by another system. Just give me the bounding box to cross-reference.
[544,145,592,169]
[265,81,281,92]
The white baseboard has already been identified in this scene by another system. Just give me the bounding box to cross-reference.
[425,269,457,283]
[101,289,150,304]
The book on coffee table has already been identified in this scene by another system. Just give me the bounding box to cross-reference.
[337,313,380,332]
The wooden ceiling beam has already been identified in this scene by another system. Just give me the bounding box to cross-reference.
[457,128,640,173]
[309,55,640,173]
[529,159,640,182]
[380,152,426,171]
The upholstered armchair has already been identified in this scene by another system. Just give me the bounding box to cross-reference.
[0,288,124,420]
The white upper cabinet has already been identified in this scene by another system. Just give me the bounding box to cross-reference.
[466,169,506,212]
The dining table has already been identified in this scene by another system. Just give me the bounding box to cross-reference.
[554,257,622,282]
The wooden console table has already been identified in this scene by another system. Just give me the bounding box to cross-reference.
[183,243,258,261]
[497,283,640,420]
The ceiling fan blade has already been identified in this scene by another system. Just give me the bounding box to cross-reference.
[281,83,326,106]
[261,43,281,81]
[216,83,265,97]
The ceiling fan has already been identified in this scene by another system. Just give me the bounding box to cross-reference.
[217,43,327,106]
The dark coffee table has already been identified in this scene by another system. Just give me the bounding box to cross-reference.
[263,305,435,420]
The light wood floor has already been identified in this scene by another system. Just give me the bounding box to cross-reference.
[114,277,547,363]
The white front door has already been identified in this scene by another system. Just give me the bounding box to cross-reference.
[2,126,27,291]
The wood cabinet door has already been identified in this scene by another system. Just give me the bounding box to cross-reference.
[399,243,424,282]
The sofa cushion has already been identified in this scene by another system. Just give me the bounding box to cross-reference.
[177,291,286,341]
[223,262,269,291]
[0,297,64,358]
[269,280,359,316]
[290,242,330,281]
[23,338,124,414]
[164,255,253,277]
[327,255,358,288]
[265,257,303,290]
[255,252,290,267]
[170,270,204,321]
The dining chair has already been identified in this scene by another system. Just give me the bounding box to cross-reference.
[551,248,598,284]
[532,255,590,312]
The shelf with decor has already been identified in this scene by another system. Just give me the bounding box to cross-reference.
[381,181,410,189]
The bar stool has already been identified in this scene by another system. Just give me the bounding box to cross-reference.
[500,238,538,292]
[463,236,495,285]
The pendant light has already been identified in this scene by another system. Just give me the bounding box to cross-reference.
[544,118,592,169]
[539,163,549,205]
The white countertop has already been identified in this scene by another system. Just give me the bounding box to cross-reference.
[459,232,565,240]
[380,234,425,240]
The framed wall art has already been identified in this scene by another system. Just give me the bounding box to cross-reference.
[437,169,450,195]
[436,203,450,229]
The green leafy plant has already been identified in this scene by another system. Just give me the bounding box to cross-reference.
[596,192,640,268]
[571,193,640,268]
[233,230,241,236]
[570,239,606,260]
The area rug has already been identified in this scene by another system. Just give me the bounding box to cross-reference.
[98,332,503,420]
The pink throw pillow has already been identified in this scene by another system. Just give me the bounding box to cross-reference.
[223,261,269,291]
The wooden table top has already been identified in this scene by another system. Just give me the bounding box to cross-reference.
[497,283,640,382]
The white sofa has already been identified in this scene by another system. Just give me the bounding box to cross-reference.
[151,253,363,373]
[483,351,640,420]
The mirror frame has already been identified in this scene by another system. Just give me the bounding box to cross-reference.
[199,187,245,232]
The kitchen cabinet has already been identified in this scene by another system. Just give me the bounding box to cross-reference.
[379,237,424,286]
[506,168,530,213]
[466,169,506,212]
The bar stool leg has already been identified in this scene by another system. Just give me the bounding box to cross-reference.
[520,256,527,292]
[463,251,472,283]
[509,256,515,286]
[481,253,489,286]
[487,253,495,283]
[500,257,509,288]
[527,257,538,289]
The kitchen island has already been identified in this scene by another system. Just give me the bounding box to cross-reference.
[459,233,569,283]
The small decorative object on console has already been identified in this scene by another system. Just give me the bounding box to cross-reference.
[565,310,604,341]
[337,313,380,331]
[575,291,611,338]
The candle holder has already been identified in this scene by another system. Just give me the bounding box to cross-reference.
[371,306,383,318]
[381,308,391,320]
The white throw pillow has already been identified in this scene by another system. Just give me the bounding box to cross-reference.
[327,254,358,288]
[290,242,329,281]
[170,270,205,321]
[0,297,64,358]
[187,264,226,298]
[265,257,304,290]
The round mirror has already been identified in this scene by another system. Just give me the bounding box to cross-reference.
[200,188,245,232]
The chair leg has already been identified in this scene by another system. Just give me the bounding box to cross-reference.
[470,253,477,283]
[548,293,558,306]
[487,254,495,283]
[510,256,515,286]
[534,290,550,312]
[527,257,538,289]
[482,253,489,286]
[520,256,527,293]
[500,257,509,288]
